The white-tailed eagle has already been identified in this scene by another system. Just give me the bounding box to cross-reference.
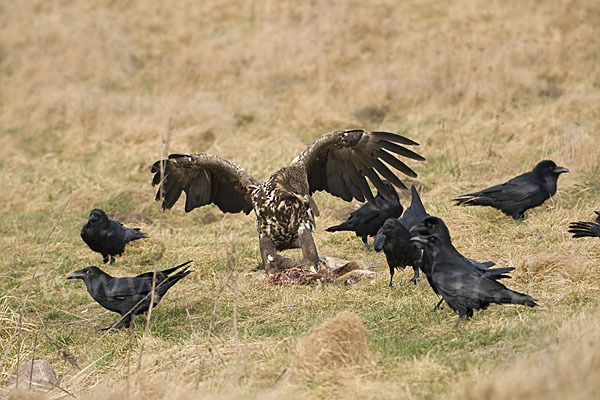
[151,129,424,273]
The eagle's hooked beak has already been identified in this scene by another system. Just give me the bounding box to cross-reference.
[304,194,320,217]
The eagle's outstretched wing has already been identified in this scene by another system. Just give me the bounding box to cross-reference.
[293,130,424,204]
[151,153,258,214]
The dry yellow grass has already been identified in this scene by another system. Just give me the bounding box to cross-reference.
[465,308,600,400]
[1,0,600,398]
[291,310,374,379]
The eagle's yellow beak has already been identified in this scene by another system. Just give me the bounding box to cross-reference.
[305,194,320,217]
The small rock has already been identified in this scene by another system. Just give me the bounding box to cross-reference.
[10,360,57,391]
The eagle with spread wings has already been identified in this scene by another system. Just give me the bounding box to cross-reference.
[151,129,425,273]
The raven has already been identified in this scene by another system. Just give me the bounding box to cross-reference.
[66,261,193,330]
[455,160,568,220]
[410,216,514,311]
[410,233,536,328]
[81,209,148,264]
[326,180,403,250]
[151,130,424,274]
[373,185,428,287]
[569,211,600,238]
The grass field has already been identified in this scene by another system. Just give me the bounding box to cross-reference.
[1,0,600,398]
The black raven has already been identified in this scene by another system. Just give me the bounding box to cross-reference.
[151,130,424,274]
[410,230,536,328]
[454,160,568,220]
[410,216,514,311]
[326,180,403,250]
[569,211,600,238]
[373,185,427,287]
[81,209,148,264]
[66,261,193,330]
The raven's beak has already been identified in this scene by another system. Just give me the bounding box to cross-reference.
[409,223,428,234]
[410,235,431,245]
[373,233,386,252]
[554,166,569,174]
[67,270,85,280]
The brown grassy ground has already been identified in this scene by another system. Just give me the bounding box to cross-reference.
[1,0,600,398]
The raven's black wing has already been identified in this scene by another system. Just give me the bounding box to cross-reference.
[433,265,537,308]
[398,185,428,230]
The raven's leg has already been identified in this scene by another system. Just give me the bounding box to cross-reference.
[97,319,123,331]
[126,315,134,332]
[298,225,319,268]
[361,235,371,251]
[431,298,444,312]
[97,313,132,331]
[259,235,297,274]
[122,314,132,329]
[102,254,109,264]
[410,266,420,285]
[513,211,525,221]
[453,314,464,330]
[110,256,115,265]
[388,266,395,288]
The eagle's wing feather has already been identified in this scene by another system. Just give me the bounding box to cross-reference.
[294,130,424,204]
[151,153,258,214]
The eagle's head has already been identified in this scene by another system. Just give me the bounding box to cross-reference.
[270,165,309,197]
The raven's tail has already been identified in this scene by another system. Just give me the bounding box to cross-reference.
[326,222,351,232]
[568,220,600,238]
[159,260,194,277]
[125,227,149,241]
[493,288,537,307]
[157,266,193,296]
[135,260,194,280]
[454,193,492,207]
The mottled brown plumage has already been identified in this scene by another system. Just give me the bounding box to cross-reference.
[151,129,424,273]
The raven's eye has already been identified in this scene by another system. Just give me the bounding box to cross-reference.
[85,270,90,274]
